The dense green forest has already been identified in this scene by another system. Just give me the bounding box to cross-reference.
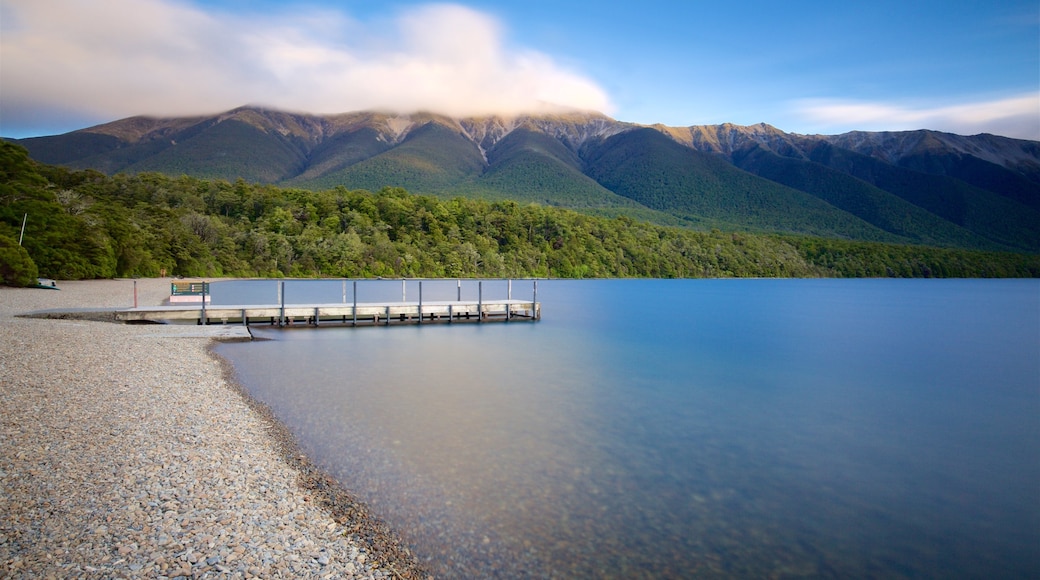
[1,142,1037,285]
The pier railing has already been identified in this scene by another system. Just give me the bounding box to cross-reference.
[122,278,540,327]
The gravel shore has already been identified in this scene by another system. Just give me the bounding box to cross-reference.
[0,279,425,579]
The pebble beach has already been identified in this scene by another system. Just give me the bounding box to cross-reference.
[0,279,425,579]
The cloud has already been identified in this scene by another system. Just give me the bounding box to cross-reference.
[0,0,612,135]
[792,94,1040,140]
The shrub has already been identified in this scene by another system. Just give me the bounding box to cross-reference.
[0,233,39,287]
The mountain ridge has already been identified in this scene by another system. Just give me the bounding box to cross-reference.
[9,106,1039,252]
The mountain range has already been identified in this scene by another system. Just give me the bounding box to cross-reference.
[9,106,1040,252]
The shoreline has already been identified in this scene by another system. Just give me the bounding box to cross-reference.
[0,278,426,579]
[208,350,426,579]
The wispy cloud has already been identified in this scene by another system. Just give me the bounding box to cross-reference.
[792,94,1040,139]
[0,0,612,135]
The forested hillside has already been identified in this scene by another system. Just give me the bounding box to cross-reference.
[1,142,1037,285]
[13,107,1039,253]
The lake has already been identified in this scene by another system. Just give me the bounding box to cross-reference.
[212,279,1040,578]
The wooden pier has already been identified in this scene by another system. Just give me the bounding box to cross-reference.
[115,279,541,327]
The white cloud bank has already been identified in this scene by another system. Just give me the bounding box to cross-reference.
[793,94,1040,140]
[0,0,612,135]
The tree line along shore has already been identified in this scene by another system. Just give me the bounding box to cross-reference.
[2,141,1037,286]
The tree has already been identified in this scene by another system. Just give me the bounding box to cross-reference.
[0,233,39,286]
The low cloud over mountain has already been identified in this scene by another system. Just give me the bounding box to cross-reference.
[0,1,611,135]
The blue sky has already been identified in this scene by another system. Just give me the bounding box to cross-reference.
[2,0,1037,139]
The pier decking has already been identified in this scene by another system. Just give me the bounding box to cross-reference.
[115,279,541,327]
[116,299,540,326]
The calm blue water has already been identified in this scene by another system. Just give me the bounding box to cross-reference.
[213,279,1040,578]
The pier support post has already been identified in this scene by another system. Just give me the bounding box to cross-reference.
[200,280,207,325]
[279,280,285,327]
[478,281,483,323]
[533,280,538,321]
[352,280,357,327]
[418,281,423,325]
